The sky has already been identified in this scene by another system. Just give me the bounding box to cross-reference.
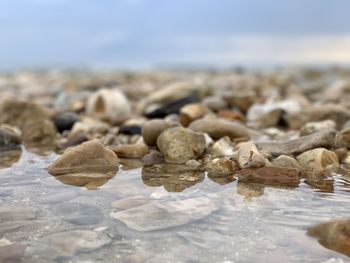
[1,0,350,70]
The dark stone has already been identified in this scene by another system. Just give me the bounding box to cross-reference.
[144,94,200,118]
[54,112,80,133]
[119,125,142,135]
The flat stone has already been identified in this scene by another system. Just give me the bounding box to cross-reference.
[51,202,104,225]
[0,207,37,223]
[111,196,149,210]
[110,197,217,231]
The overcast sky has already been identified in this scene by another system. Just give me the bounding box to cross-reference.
[1,0,350,69]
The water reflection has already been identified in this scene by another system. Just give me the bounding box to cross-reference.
[0,148,22,168]
[52,173,116,189]
[207,173,236,185]
[237,181,265,200]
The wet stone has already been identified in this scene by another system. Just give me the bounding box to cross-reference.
[51,202,104,225]
[110,197,218,231]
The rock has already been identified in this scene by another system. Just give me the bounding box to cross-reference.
[0,99,51,129]
[37,230,111,259]
[48,141,119,176]
[256,129,336,156]
[0,207,37,222]
[236,167,301,187]
[296,148,339,170]
[110,197,217,231]
[111,196,149,210]
[142,164,205,192]
[217,110,245,122]
[86,88,131,123]
[205,158,238,177]
[145,94,200,118]
[202,96,228,112]
[51,202,104,225]
[179,103,208,126]
[54,112,80,133]
[22,119,57,146]
[0,125,21,150]
[236,142,267,169]
[57,132,88,150]
[335,127,350,148]
[224,93,256,113]
[189,118,250,140]
[185,159,201,169]
[119,125,142,135]
[308,218,350,257]
[141,119,179,146]
[0,243,26,263]
[54,91,90,112]
[156,127,206,164]
[209,136,235,157]
[300,120,336,136]
[109,141,148,159]
[271,155,303,170]
[141,150,164,165]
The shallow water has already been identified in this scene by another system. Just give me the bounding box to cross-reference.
[1,147,350,262]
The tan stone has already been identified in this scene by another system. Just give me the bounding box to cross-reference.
[179,103,208,126]
[296,148,339,170]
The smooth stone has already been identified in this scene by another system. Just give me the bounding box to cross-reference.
[0,207,37,223]
[256,129,336,156]
[110,197,217,231]
[144,94,200,118]
[236,141,267,169]
[300,120,336,136]
[86,88,131,123]
[296,148,339,170]
[54,112,80,133]
[247,104,284,128]
[156,127,206,164]
[141,119,179,146]
[236,167,301,187]
[202,96,228,112]
[37,230,111,259]
[119,125,142,135]
[0,125,21,150]
[109,143,148,158]
[189,118,250,140]
[142,164,205,192]
[111,196,149,210]
[51,202,104,225]
[48,141,119,176]
[217,110,245,122]
[141,150,164,165]
[209,136,235,157]
[205,158,238,177]
[22,119,57,146]
[0,99,51,129]
[270,155,303,170]
[0,243,26,263]
[35,191,78,204]
[179,103,208,126]
[308,218,350,257]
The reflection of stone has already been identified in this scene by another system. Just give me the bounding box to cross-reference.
[207,173,236,185]
[52,172,114,189]
[308,218,350,257]
[237,181,265,200]
[0,149,22,169]
[142,164,205,192]
[236,167,301,188]
[304,171,334,192]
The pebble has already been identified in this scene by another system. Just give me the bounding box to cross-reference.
[179,103,208,126]
[209,136,235,157]
[270,155,303,170]
[205,158,238,176]
[54,112,80,133]
[51,202,104,225]
[110,197,217,231]
[86,88,131,123]
[300,120,336,136]
[109,141,148,158]
[141,119,179,146]
[189,118,250,140]
[156,127,206,164]
[296,148,339,170]
[236,141,267,169]
[22,119,57,146]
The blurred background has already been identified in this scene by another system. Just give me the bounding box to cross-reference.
[2,0,350,70]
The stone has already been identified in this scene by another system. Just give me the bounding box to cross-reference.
[300,120,336,136]
[0,99,51,129]
[308,218,350,257]
[335,127,350,148]
[0,149,22,169]
[236,141,267,169]
[256,129,336,156]
[111,196,149,210]
[54,112,80,133]
[51,202,104,225]
[189,118,250,140]
[52,173,112,188]
[22,119,57,146]
[141,150,164,165]
[145,94,200,118]
[0,125,21,150]
[179,103,208,126]
[37,230,111,259]
[205,158,238,177]
[109,142,148,159]
[48,141,119,176]
[142,164,205,192]
[207,173,236,185]
[217,110,245,122]
[270,155,303,170]
[236,167,301,187]
[119,124,142,135]
[86,88,131,123]
[0,207,37,222]
[141,119,179,146]
[110,197,217,231]
[156,127,206,164]
[296,148,339,170]
[185,159,201,169]
[209,136,235,157]
[202,96,228,112]
[0,243,26,263]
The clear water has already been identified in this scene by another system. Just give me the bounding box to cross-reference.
[1,147,350,262]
